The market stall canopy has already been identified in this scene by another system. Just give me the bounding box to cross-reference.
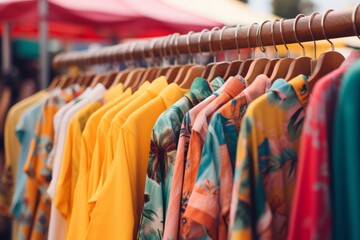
[0,0,221,40]
[161,0,277,26]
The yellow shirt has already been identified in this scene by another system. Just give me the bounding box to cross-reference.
[66,88,132,240]
[87,78,168,213]
[4,91,46,181]
[103,83,124,104]
[86,82,151,208]
[54,101,102,229]
[86,83,187,240]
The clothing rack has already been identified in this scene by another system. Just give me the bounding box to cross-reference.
[53,7,360,68]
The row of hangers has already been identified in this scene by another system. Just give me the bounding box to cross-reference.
[49,7,360,93]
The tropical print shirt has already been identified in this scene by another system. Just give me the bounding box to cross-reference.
[181,76,246,239]
[288,51,360,240]
[139,77,219,239]
[229,75,309,240]
[184,75,271,239]
[163,77,224,240]
[18,85,81,240]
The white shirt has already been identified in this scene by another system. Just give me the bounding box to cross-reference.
[47,84,105,240]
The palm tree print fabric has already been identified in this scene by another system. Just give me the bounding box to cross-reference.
[229,75,309,240]
[139,77,222,239]
[184,75,272,239]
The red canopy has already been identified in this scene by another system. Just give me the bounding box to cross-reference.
[0,0,221,40]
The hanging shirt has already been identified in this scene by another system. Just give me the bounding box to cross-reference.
[47,84,106,240]
[180,76,246,239]
[4,91,46,216]
[139,77,220,239]
[331,59,360,240]
[163,77,225,240]
[185,75,271,239]
[20,85,81,240]
[54,101,102,233]
[67,87,133,240]
[102,83,124,104]
[229,75,308,240]
[86,83,187,240]
[288,51,360,240]
[87,79,167,216]
[47,89,94,240]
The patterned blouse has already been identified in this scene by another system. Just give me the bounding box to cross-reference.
[229,75,309,240]
[139,77,222,239]
[18,86,81,240]
[163,77,225,240]
[184,75,271,239]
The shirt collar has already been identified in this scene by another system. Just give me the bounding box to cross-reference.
[185,77,214,106]
[159,83,188,109]
[242,74,272,103]
[269,75,309,109]
[223,75,246,98]
[145,77,168,97]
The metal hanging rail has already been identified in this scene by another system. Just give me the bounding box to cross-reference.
[53,7,360,68]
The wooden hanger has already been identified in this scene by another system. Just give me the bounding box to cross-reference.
[263,19,281,77]
[90,73,106,88]
[270,18,295,83]
[223,24,244,80]
[238,23,261,78]
[285,14,312,81]
[245,22,270,85]
[48,75,61,90]
[171,31,201,86]
[102,71,118,89]
[111,69,131,87]
[180,65,206,88]
[308,10,345,91]
[206,27,231,81]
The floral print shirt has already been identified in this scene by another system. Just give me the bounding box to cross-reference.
[229,75,309,240]
[18,85,81,240]
[180,76,246,239]
[288,51,360,240]
[163,77,224,240]
[184,75,271,239]
[139,77,222,239]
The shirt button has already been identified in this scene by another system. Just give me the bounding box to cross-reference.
[182,218,186,223]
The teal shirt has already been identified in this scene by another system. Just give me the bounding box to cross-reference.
[139,77,223,239]
[332,60,360,240]
[11,100,43,219]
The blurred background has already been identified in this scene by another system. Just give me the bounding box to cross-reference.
[0,0,358,238]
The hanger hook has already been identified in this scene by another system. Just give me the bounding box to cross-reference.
[322,9,334,51]
[209,26,221,62]
[271,19,279,58]
[162,35,171,63]
[186,31,195,64]
[131,42,139,68]
[308,12,319,59]
[168,33,177,65]
[234,24,242,60]
[219,26,229,62]
[247,23,258,59]
[293,14,306,56]
[171,33,181,65]
[352,4,360,39]
[258,20,270,57]
[279,18,290,57]
[198,29,209,65]
[141,40,149,68]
